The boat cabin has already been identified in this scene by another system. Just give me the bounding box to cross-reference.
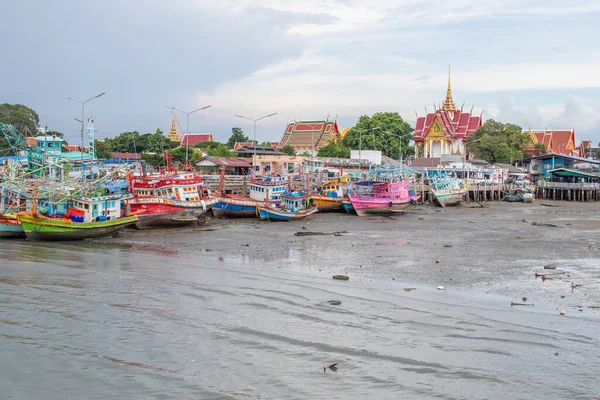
[249,175,289,202]
[131,173,206,202]
[281,191,312,212]
[68,192,128,222]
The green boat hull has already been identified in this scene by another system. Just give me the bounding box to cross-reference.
[18,214,138,241]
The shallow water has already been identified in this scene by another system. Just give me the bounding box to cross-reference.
[2,230,600,400]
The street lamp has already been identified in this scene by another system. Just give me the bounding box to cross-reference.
[382,130,412,167]
[63,92,105,164]
[463,138,481,182]
[353,126,381,160]
[166,105,211,169]
[234,112,277,172]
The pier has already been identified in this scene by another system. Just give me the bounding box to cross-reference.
[536,181,600,202]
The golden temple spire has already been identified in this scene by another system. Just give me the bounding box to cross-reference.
[168,112,182,142]
[442,64,456,113]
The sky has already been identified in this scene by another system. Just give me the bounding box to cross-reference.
[2,0,600,147]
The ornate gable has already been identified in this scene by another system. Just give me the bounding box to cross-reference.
[424,116,452,141]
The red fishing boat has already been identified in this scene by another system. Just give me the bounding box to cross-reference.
[126,153,216,229]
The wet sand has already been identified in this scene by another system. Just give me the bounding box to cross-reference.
[2,201,600,399]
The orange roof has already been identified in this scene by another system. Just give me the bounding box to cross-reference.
[524,129,576,156]
[26,137,37,146]
[278,120,340,149]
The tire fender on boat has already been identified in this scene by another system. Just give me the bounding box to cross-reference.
[388,201,393,208]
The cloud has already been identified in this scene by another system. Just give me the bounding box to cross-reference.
[486,96,600,144]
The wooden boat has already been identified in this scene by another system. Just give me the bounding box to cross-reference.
[210,167,260,218]
[257,205,318,221]
[17,213,138,241]
[257,190,318,221]
[311,194,343,212]
[342,199,355,214]
[350,181,419,217]
[0,214,25,238]
[128,171,215,228]
[504,189,523,202]
[430,176,466,207]
[212,195,260,218]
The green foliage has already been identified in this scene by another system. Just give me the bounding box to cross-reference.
[168,147,188,163]
[141,153,164,168]
[467,120,527,163]
[194,141,233,157]
[281,145,296,156]
[94,140,112,159]
[317,142,351,158]
[534,142,548,155]
[227,127,249,148]
[342,112,414,159]
[0,103,39,135]
[104,129,175,154]
[0,103,40,152]
[300,151,311,157]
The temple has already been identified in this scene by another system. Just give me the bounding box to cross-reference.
[277,120,341,154]
[413,66,482,158]
[180,133,213,147]
[167,113,182,142]
[522,129,576,156]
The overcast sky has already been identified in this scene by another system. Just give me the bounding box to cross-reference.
[2,0,600,146]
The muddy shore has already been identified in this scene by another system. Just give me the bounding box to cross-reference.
[102,200,600,312]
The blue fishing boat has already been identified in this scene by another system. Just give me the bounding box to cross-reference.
[212,195,260,218]
[430,175,466,207]
[258,191,318,221]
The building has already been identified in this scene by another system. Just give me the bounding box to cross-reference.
[278,120,341,154]
[105,152,142,163]
[350,150,382,165]
[195,156,252,175]
[413,67,483,158]
[179,133,214,147]
[521,154,600,177]
[253,154,304,175]
[522,129,576,156]
[167,113,182,142]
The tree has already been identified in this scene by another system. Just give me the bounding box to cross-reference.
[342,112,414,159]
[227,127,249,148]
[194,141,233,157]
[94,140,112,159]
[0,103,39,136]
[281,145,296,156]
[317,142,351,158]
[534,142,548,155]
[467,120,527,163]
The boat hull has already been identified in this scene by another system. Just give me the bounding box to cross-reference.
[351,198,412,217]
[0,216,25,239]
[342,201,355,214]
[128,197,215,229]
[311,195,343,212]
[431,191,465,208]
[17,214,138,241]
[257,206,318,221]
[211,197,259,218]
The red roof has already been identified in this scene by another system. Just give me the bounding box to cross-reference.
[233,141,255,150]
[180,133,213,147]
[413,109,482,142]
[278,120,340,149]
[110,152,141,160]
[524,130,576,156]
[195,156,252,168]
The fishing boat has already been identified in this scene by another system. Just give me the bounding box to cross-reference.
[342,198,355,214]
[249,174,289,204]
[17,189,137,241]
[257,191,318,221]
[429,176,466,207]
[522,192,534,203]
[350,181,419,216]
[311,176,356,212]
[128,171,216,229]
[0,214,25,238]
[209,167,261,218]
[504,189,523,202]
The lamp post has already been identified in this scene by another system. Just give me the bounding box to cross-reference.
[234,112,277,173]
[383,130,412,168]
[463,138,481,183]
[166,105,211,169]
[354,126,381,160]
[63,92,105,165]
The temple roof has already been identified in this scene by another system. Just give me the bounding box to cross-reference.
[278,120,340,149]
[413,109,482,142]
[523,129,576,156]
[180,133,213,147]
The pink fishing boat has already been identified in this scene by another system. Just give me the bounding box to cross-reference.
[350,181,420,217]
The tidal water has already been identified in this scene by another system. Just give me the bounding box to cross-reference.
[1,237,599,400]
